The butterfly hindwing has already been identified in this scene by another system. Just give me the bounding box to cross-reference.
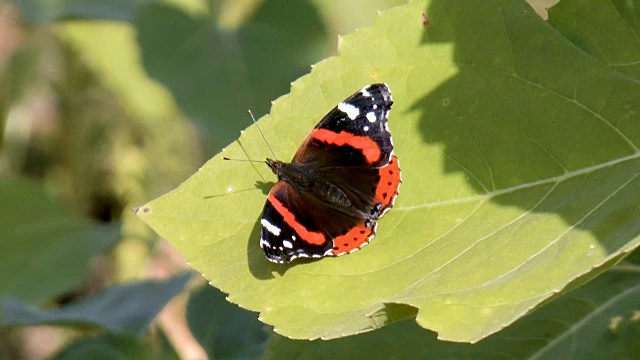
[260,183,334,263]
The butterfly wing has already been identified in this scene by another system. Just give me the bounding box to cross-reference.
[294,83,395,168]
[260,83,401,263]
[260,181,374,263]
[294,83,401,217]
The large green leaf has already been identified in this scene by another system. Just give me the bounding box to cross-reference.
[0,178,119,304]
[1,273,191,335]
[137,0,640,342]
[265,267,640,359]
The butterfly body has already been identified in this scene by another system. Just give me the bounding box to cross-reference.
[260,83,401,263]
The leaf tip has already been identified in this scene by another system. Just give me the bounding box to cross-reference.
[133,206,151,216]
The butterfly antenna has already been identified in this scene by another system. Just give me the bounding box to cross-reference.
[248,110,277,160]
[222,157,266,163]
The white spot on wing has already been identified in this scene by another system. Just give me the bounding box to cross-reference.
[283,240,293,248]
[261,219,281,236]
[291,235,296,241]
[338,102,360,120]
[363,125,369,132]
[361,87,371,97]
[260,238,271,248]
[366,112,376,123]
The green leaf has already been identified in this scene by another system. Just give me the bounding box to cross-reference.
[137,0,640,342]
[626,245,640,265]
[0,178,119,304]
[135,0,329,149]
[547,0,640,80]
[52,333,153,360]
[265,268,640,359]
[1,273,192,335]
[16,0,151,23]
[187,285,268,360]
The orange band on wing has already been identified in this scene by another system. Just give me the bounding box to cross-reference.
[374,154,401,208]
[331,222,375,255]
[311,129,381,164]
[269,195,326,246]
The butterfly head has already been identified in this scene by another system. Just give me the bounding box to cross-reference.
[266,158,286,179]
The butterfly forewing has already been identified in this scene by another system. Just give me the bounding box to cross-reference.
[294,83,394,168]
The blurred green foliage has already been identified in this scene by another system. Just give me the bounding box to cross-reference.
[2,273,191,335]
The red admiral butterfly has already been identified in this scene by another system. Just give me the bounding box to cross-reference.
[260,83,401,263]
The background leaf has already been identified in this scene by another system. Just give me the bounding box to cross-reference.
[52,333,154,360]
[187,285,268,360]
[135,0,329,150]
[1,273,192,336]
[16,0,151,23]
[0,178,119,304]
[138,0,640,342]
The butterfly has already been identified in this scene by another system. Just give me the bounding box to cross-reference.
[259,83,401,263]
